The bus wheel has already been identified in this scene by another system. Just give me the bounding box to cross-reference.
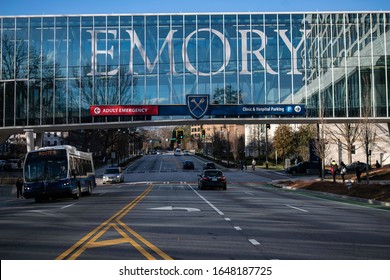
[73,186,81,199]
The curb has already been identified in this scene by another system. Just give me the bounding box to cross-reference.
[271,181,390,208]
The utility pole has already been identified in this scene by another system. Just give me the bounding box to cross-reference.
[265,124,270,169]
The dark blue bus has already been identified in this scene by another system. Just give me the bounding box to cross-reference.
[23,145,96,202]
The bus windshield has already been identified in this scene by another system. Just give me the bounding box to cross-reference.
[24,150,68,182]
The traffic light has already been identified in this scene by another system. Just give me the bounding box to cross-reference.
[177,130,184,139]
[266,124,271,129]
[201,129,205,138]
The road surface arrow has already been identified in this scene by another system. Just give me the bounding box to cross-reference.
[149,206,200,212]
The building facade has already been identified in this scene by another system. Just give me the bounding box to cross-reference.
[0,12,389,140]
[43,131,67,146]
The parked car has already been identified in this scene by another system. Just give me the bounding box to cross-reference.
[102,167,124,184]
[203,162,216,170]
[0,160,9,171]
[285,161,310,174]
[183,150,190,156]
[183,160,195,170]
[198,169,227,190]
[8,159,23,171]
[346,161,370,172]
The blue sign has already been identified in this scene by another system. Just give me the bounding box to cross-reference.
[186,95,210,119]
[158,103,305,118]
[235,104,305,115]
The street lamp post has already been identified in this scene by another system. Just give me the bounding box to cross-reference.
[265,124,270,169]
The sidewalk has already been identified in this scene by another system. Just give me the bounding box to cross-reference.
[0,171,19,200]
[0,185,16,201]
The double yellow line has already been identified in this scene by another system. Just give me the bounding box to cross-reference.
[56,184,172,260]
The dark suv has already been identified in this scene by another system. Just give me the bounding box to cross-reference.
[198,169,227,190]
[285,161,310,174]
[183,160,195,170]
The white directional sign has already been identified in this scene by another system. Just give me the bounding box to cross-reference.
[149,206,200,212]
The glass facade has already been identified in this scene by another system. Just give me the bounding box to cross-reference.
[0,12,389,128]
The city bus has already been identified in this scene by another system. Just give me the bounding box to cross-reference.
[23,145,96,202]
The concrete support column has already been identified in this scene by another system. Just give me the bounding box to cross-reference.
[24,129,34,152]
[35,133,43,150]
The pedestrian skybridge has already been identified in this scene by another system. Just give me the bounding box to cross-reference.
[1,11,390,142]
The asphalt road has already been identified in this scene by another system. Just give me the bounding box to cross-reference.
[0,153,390,260]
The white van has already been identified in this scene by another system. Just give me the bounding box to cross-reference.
[174,148,181,156]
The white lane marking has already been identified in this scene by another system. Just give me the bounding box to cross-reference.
[159,162,163,172]
[249,239,261,245]
[26,210,56,216]
[60,203,75,209]
[234,226,242,231]
[124,181,152,185]
[245,192,254,196]
[225,218,231,221]
[188,185,224,216]
[286,204,308,212]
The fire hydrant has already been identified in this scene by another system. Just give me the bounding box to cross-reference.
[346,180,352,190]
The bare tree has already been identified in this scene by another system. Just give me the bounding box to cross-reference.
[313,100,332,181]
[212,127,224,161]
[1,35,62,123]
[359,75,377,184]
[73,64,138,108]
[229,130,245,164]
[247,124,264,159]
[373,124,390,164]
[325,123,360,164]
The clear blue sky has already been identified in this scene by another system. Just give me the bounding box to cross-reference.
[1,0,390,16]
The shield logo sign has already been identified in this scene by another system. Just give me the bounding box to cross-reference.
[187,94,209,119]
